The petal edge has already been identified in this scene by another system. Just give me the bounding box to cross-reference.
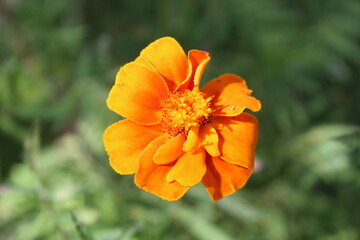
[211,113,258,169]
[202,73,261,116]
[135,136,190,201]
[107,62,169,125]
[103,120,162,174]
[135,37,187,91]
[202,155,252,202]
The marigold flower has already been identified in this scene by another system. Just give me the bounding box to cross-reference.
[104,37,261,201]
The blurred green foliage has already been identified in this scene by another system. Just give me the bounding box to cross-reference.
[0,0,360,239]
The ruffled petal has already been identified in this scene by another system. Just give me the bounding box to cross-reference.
[202,155,252,202]
[103,120,162,174]
[202,73,261,116]
[135,136,190,201]
[199,125,220,157]
[153,134,185,165]
[177,50,211,91]
[211,113,258,169]
[166,148,206,186]
[135,37,187,91]
[107,62,169,125]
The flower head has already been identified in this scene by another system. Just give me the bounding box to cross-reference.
[104,37,261,201]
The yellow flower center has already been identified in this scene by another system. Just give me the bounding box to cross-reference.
[161,88,213,137]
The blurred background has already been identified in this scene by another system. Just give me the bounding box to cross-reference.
[1,0,360,239]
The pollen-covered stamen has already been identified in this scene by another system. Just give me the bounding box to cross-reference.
[161,88,213,137]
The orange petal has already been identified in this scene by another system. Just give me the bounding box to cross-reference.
[211,113,258,169]
[177,50,211,91]
[199,125,220,157]
[107,62,169,125]
[166,148,206,186]
[135,37,187,91]
[153,134,185,165]
[103,120,162,174]
[135,136,190,201]
[182,126,200,152]
[202,73,261,116]
[202,155,252,202]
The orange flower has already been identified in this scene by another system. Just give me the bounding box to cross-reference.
[104,37,261,201]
